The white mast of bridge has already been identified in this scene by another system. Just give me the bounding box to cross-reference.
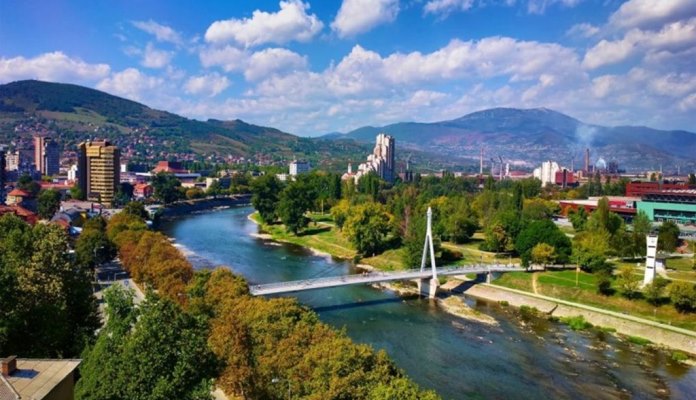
[419,207,439,298]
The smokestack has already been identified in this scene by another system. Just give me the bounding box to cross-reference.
[2,356,17,376]
[584,148,590,173]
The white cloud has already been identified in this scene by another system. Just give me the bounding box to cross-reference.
[608,0,696,31]
[566,23,599,38]
[583,17,696,69]
[199,45,247,72]
[142,43,174,69]
[204,1,323,47]
[200,45,307,81]
[245,48,307,81]
[526,0,582,15]
[132,20,184,46]
[424,0,474,16]
[96,68,164,102]
[184,73,230,97]
[0,52,110,83]
[331,0,399,38]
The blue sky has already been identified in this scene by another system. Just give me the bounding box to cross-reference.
[1,0,695,136]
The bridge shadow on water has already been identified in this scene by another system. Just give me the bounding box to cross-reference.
[312,295,420,313]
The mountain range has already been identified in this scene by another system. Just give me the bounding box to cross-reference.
[327,108,696,171]
[1,80,694,172]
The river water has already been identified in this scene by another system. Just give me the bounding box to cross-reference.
[161,207,696,400]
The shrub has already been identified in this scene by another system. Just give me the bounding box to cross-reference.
[560,315,592,331]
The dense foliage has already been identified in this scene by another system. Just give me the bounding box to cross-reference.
[75,203,438,399]
[0,214,99,357]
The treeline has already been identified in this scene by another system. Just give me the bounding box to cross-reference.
[76,202,438,399]
[0,214,99,357]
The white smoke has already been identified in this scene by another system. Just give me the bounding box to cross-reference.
[575,124,597,149]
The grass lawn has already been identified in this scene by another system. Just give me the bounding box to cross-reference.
[494,272,534,292]
[666,256,695,272]
[494,268,696,331]
[362,248,407,271]
[251,212,356,259]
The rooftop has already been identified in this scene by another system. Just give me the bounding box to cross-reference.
[7,188,30,197]
[1,358,80,400]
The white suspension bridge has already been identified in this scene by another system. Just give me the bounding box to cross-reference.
[250,207,526,297]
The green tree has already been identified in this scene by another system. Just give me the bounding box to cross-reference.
[616,265,641,299]
[37,189,62,219]
[658,221,680,252]
[572,230,612,273]
[688,173,696,185]
[75,217,117,270]
[643,276,669,306]
[123,201,149,220]
[530,243,556,266]
[568,207,588,232]
[343,202,393,256]
[70,185,85,200]
[76,289,217,400]
[0,219,99,357]
[152,172,183,204]
[331,199,351,230]
[357,172,381,201]
[277,178,314,234]
[18,173,41,196]
[631,210,652,257]
[668,281,696,313]
[251,174,283,223]
[515,219,571,267]
[596,270,614,295]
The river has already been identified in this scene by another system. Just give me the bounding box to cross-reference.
[160,207,696,400]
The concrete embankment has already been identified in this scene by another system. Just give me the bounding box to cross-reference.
[464,283,696,355]
[160,194,252,218]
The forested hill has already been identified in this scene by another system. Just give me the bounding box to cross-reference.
[0,80,368,166]
[329,107,696,170]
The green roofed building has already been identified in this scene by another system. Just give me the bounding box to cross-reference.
[636,190,696,225]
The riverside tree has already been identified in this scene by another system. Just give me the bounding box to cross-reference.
[343,202,393,256]
[277,177,314,234]
[251,174,283,223]
[76,286,217,400]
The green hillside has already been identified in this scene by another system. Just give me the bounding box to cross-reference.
[0,80,368,167]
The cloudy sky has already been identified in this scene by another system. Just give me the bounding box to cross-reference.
[1,0,695,136]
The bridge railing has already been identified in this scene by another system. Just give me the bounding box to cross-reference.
[250,263,526,292]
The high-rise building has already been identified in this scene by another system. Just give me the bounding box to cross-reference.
[344,133,396,183]
[78,140,120,207]
[34,135,59,176]
[5,150,20,171]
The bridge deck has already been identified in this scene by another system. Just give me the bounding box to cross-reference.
[249,264,525,296]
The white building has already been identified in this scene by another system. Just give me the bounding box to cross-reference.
[343,133,395,183]
[533,160,560,187]
[67,164,78,181]
[289,160,311,176]
[5,150,19,171]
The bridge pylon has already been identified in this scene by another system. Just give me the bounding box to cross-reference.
[418,207,439,298]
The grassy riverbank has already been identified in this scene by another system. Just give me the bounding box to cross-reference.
[495,270,696,331]
[249,212,408,270]
[249,211,696,333]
